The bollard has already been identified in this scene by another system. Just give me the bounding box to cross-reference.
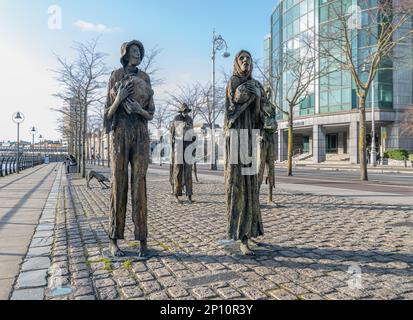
[6,158,12,175]
[0,158,6,177]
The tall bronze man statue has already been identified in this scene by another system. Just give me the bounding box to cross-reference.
[258,87,278,202]
[170,103,194,204]
[104,40,155,257]
[224,50,267,256]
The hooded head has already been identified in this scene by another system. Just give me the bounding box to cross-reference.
[233,50,253,80]
[120,40,145,68]
[179,103,192,114]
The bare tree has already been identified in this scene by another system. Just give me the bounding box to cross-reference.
[52,38,108,177]
[140,45,164,87]
[198,78,227,130]
[316,0,413,180]
[165,83,203,121]
[152,103,173,131]
[256,37,329,176]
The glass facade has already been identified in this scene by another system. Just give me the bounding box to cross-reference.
[269,0,394,119]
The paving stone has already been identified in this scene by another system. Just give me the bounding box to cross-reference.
[149,291,170,300]
[26,246,52,258]
[167,286,189,298]
[122,286,144,299]
[158,276,178,288]
[141,281,162,294]
[95,278,116,289]
[72,271,90,280]
[21,257,51,272]
[136,272,155,282]
[75,295,96,300]
[33,231,54,239]
[154,268,172,278]
[192,287,217,299]
[217,287,242,299]
[252,280,279,291]
[16,270,48,289]
[74,286,94,297]
[98,286,119,300]
[11,288,44,300]
[269,289,299,300]
[31,237,54,248]
[116,277,137,288]
[241,287,268,300]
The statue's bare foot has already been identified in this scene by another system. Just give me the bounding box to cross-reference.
[138,240,148,258]
[175,196,181,204]
[240,238,255,256]
[109,240,125,257]
[249,238,265,247]
[188,196,193,204]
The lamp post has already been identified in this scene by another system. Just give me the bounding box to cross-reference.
[370,79,377,167]
[39,134,44,163]
[211,29,230,170]
[12,112,25,174]
[30,126,38,167]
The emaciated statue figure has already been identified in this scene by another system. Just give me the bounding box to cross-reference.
[224,50,267,256]
[258,87,278,202]
[104,40,155,257]
[170,103,194,204]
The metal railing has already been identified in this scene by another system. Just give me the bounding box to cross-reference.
[0,156,43,177]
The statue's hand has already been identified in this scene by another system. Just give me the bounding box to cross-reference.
[245,81,261,98]
[117,81,134,102]
[125,98,144,114]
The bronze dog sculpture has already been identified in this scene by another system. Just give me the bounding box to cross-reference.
[86,170,111,189]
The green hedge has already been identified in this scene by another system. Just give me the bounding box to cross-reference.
[409,154,413,162]
[384,149,409,161]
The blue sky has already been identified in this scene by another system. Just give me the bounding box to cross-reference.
[0,0,276,141]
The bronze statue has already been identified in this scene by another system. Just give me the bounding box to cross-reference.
[170,103,194,204]
[224,50,267,256]
[258,87,278,202]
[104,40,155,257]
[86,170,111,189]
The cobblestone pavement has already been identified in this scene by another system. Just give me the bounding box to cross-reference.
[10,165,413,300]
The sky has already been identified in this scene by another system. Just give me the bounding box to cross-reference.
[0,0,276,142]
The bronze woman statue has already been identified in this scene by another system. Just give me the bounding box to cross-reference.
[104,40,155,257]
[258,87,278,202]
[224,50,266,256]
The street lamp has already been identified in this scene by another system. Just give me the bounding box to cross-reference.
[12,112,25,174]
[211,29,230,170]
[370,79,377,167]
[30,126,38,167]
[39,134,44,163]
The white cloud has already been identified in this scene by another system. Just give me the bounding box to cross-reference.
[74,20,116,33]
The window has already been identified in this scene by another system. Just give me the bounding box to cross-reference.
[327,134,338,154]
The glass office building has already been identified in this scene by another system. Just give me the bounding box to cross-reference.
[267,0,413,163]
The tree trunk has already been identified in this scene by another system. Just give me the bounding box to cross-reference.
[359,98,368,181]
[93,132,96,166]
[99,130,102,166]
[210,123,217,171]
[287,115,293,176]
[107,133,110,168]
[82,104,87,178]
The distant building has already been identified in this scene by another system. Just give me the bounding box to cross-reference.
[266,0,413,163]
